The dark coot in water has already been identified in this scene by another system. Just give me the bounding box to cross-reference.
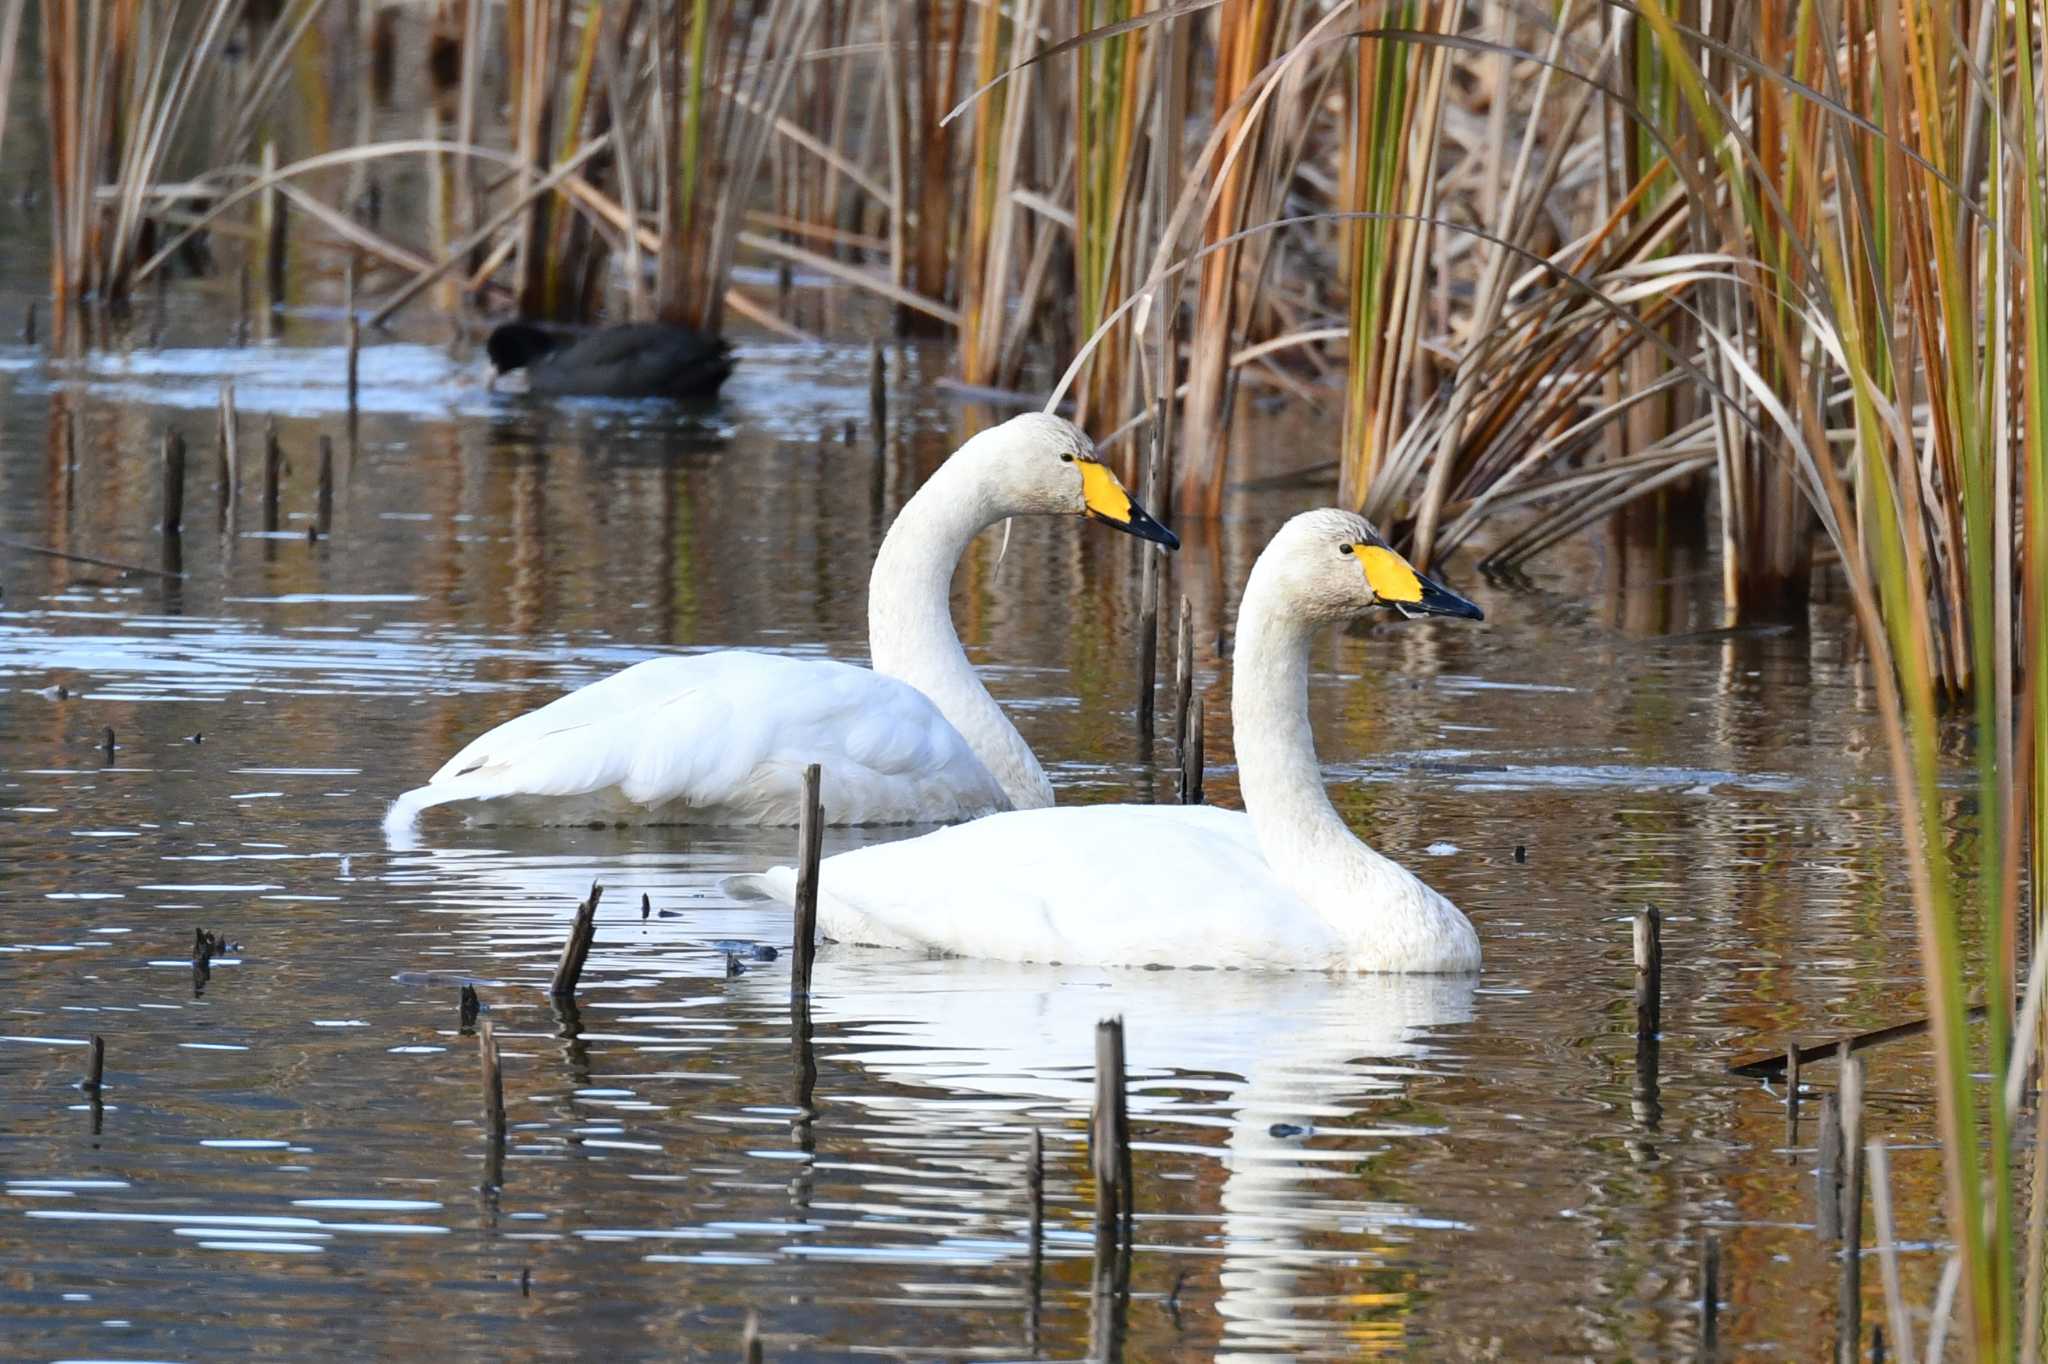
[486,321,735,399]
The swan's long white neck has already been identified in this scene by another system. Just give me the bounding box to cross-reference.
[1230,558,1479,971]
[868,449,1053,810]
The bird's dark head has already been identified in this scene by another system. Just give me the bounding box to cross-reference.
[485,322,560,374]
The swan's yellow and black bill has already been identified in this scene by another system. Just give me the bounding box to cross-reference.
[1360,544,1484,621]
[1079,459,1180,551]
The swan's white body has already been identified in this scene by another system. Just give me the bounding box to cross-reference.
[382,414,1174,838]
[730,509,1485,972]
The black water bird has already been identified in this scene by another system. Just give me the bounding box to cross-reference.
[485,321,735,399]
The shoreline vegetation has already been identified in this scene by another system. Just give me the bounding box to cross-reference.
[9,2,2048,1356]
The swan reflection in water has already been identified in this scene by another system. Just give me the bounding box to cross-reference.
[378,842,1474,1357]
[803,956,1476,1360]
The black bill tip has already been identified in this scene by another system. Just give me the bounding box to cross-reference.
[1394,572,1484,621]
[1099,499,1180,552]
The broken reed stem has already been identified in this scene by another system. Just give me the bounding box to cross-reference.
[236,259,251,346]
[316,435,334,533]
[792,763,823,998]
[1092,1017,1132,1253]
[22,299,35,345]
[477,1017,505,1135]
[1135,408,1165,739]
[1634,905,1663,1039]
[1026,1127,1044,1280]
[216,383,239,526]
[741,1310,762,1364]
[1837,1050,1863,1364]
[1817,1092,1844,1240]
[1785,1041,1802,1154]
[83,1033,104,1092]
[1700,1230,1720,1359]
[1173,594,1194,753]
[1867,1141,1917,1364]
[549,882,602,1001]
[868,342,885,450]
[160,431,185,535]
[459,984,480,1031]
[262,417,281,534]
[1179,692,1204,805]
[261,141,285,322]
[344,259,360,412]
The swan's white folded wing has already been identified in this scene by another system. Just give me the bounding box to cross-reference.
[731,804,1351,969]
[385,652,1008,833]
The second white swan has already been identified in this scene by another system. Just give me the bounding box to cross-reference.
[728,508,1485,972]
[383,413,1176,836]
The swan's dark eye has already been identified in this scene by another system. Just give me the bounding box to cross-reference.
[1338,543,1354,555]
[1061,453,1075,463]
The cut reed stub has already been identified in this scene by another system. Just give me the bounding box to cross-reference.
[22,300,35,346]
[160,431,186,536]
[1092,1017,1132,1249]
[1633,905,1662,1039]
[741,1310,762,1364]
[477,1018,505,1137]
[1178,692,1205,805]
[459,984,480,1031]
[262,417,282,535]
[1836,1051,1864,1364]
[315,436,334,534]
[83,1034,105,1093]
[792,763,823,998]
[549,883,602,1001]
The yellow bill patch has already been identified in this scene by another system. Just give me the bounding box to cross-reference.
[1078,459,1135,524]
[1360,545,1424,603]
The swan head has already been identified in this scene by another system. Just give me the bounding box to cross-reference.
[962,413,1179,550]
[1264,509,1483,624]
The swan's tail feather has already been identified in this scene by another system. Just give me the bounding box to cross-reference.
[720,869,796,904]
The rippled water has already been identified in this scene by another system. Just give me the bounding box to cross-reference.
[0,309,1957,1360]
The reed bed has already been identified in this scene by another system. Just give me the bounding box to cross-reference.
[6,4,2048,1354]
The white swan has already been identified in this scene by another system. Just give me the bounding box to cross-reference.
[728,508,1485,972]
[382,413,1176,838]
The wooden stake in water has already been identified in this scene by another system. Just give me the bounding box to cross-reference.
[316,435,334,534]
[1092,1018,1132,1249]
[792,763,823,998]
[160,431,185,536]
[262,417,282,534]
[1816,1092,1843,1240]
[1699,1230,1720,1359]
[1173,595,1194,754]
[1135,405,1166,741]
[261,141,285,324]
[216,383,240,528]
[344,259,360,413]
[1178,692,1204,805]
[1837,1049,1864,1364]
[1634,905,1663,1039]
[549,882,602,1001]
[83,1034,105,1093]
[477,1017,505,1136]
[868,342,885,450]
[1785,1041,1803,1154]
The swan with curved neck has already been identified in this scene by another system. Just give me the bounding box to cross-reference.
[729,508,1485,972]
[382,413,1176,838]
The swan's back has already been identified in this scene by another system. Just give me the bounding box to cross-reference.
[387,652,1008,832]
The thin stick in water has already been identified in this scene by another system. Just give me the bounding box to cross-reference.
[22,299,34,344]
[549,882,603,1001]
[1634,905,1662,1039]
[1784,1041,1802,1155]
[1816,1092,1843,1240]
[792,763,823,998]
[217,383,239,528]
[1174,594,1194,754]
[868,341,885,448]
[478,1017,505,1136]
[261,141,286,322]
[262,417,282,535]
[1179,691,1204,805]
[1092,1017,1131,1250]
[1837,1049,1863,1364]
[160,432,186,537]
[741,1310,762,1364]
[316,435,334,534]
[1135,404,1165,741]
[459,984,480,1031]
[83,1033,104,1093]
[344,260,360,413]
